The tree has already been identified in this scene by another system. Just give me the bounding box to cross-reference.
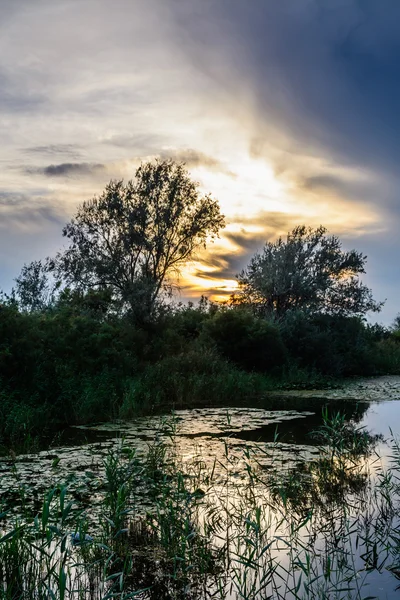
[237,225,383,317]
[13,259,59,312]
[391,314,400,332]
[54,160,225,319]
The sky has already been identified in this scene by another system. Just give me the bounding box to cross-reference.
[1,0,400,323]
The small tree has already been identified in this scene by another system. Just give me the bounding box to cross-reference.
[14,259,59,312]
[54,160,225,319]
[238,225,382,317]
[391,314,400,332]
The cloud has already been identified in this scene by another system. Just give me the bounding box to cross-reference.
[0,190,66,230]
[23,144,83,158]
[0,189,66,290]
[1,0,400,321]
[0,68,46,113]
[301,174,365,194]
[28,162,106,177]
[190,211,310,287]
[169,1,400,210]
[99,147,236,177]
[101,133,166,153]
[296,171,385,211]
[184,203,385,306]
[159,148,236,177]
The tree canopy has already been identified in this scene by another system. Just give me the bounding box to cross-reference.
[13,259,58,313]
[237,225,383,317]
[53,159,225,318]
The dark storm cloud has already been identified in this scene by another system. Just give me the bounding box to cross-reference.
[174,0,400,209]
[235,1,400,166]
[298,173,382,205]
[28,163,106,177]
[301,175,361,194]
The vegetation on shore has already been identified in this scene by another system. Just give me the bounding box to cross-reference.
[1,295,400,450]
[1,159,400,448]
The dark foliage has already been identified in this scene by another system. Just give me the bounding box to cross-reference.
[238,225,383,317]
[1,289,399,449]
[203,308,287,372]
[53,160,225,321]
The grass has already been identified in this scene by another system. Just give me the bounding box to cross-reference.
[1,411,400,598]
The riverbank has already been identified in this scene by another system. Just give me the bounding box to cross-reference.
[2,301,400,452]
[269,374,400,402]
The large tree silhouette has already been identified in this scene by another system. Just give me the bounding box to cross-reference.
[54,159,225,318]
[238,225,382,317]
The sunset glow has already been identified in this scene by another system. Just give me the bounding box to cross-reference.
[1,0,399,321]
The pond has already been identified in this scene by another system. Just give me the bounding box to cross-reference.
[1,376,400,599]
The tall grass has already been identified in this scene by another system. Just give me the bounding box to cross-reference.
[119,350,274,417]
[1,412,400,599]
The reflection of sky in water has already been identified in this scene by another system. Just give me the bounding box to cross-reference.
[360,401,400,473]
[0,408,322,508]
[362,401,400,438]
[1,399,400,503]
[1,389,400,598]
[1,399,399,510]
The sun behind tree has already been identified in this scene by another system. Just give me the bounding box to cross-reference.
[237,225,383,318]
[51,159,225,320]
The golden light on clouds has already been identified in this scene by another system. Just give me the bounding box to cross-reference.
[174,148,383,302]
[193,153,288,217]
[0,0,398,321]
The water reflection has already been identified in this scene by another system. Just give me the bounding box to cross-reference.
[1,390,400,598]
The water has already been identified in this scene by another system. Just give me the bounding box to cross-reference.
[0,398,395,506]
[1,376,400,598]
[0,405,365,508]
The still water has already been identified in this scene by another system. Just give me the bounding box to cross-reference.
[1,376,400,598]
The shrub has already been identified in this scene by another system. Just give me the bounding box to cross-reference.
[119,347,270,416]
[279,310,385,377]
[202,308,287,372]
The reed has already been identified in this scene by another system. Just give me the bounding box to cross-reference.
[1,411,399,599]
